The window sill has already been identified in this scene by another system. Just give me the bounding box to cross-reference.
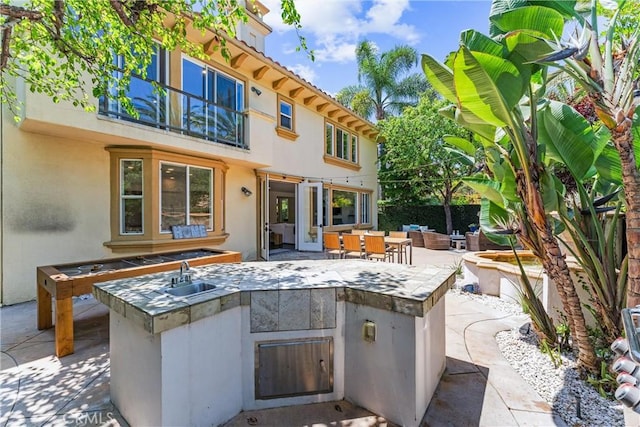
[104,234,230,253]
[276,127,299,141]
[323,155,361,171]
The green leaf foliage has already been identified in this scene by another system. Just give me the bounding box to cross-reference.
[0,0,307,114]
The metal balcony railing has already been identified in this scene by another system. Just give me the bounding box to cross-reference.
[98,77,247,149]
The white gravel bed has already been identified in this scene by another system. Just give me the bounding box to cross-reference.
[450,281,624,427]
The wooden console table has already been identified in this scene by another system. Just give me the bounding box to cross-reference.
[37,249,241,357]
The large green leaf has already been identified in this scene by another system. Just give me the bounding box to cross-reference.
[489,0,578,37]
[491,5,565,40]
[443,135,476,156]
[439,104,498,142]
[443,147,474,166]
[421,54,457,104]
[595,144,623,185]
[460,30,505,58]
[540,169,560,212]
[538,100,596,181]
[453,46,523,127]
[464,177,505,206]
[479,199,513,246]
[503,30,556,64]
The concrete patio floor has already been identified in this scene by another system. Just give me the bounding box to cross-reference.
[1,246,565,426]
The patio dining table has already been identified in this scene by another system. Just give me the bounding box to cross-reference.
[342,234,413,264]
[383,236,413,264]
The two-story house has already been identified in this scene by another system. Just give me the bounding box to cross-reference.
[0,1,379,305]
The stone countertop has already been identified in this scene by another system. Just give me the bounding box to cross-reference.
[93,259,455,334]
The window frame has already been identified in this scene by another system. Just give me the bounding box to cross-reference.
[159,162,214,234]
[322,185,373,230]
[106,147,228,253]
[181,55,246,146]
[276,94,298,141]
[323,119,361,170]
[120,159,144,235]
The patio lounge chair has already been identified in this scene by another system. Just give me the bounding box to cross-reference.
[422,231,450,250]
[465,231,510,251]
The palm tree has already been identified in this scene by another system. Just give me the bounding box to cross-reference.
[336,40,429,121]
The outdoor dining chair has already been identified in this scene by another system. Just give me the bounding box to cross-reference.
[364,235,394,262]
[342,233,365,259]
[323,232,343,259]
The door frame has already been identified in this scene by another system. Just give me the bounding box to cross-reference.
[297,181,323,251]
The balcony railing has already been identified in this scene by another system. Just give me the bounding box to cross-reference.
[98,77,247,149]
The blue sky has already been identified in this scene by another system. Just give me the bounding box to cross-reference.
[262,0,492,96]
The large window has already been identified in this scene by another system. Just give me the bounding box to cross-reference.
[160,163,213,233]
[120,159,143,234]
[182,58,245,145]
[331,190,357,226]
[99,49,246,149]
[107,148,227,252]
[324,121,359,167]
[324,187,372,228]
[106,45,168,124]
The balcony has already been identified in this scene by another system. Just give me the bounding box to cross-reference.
[98,76,247,149]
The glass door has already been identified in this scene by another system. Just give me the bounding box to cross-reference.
[259,175,269,260]
[297,182,323,251]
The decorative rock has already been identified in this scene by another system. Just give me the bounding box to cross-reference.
[451,280,624,426]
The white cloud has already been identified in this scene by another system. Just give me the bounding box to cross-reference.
[262,0,420,63]
[287,63,318,83]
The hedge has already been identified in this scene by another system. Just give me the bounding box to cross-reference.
[378,205,481,234]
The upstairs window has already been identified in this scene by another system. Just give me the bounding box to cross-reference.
[276,95,298,140]
[182,57,246,147]
[279,100,293,130]
[325,123,334,155]
[324,120,360,169]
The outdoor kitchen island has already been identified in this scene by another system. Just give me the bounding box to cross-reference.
[93,259,455,427]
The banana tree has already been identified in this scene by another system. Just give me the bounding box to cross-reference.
[520,0,640,306]
[422,5,599,372]
[538,99,628,344]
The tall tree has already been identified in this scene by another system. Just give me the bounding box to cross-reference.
[377,90,476,234]
[0,0,306,114]
[336,40,429,121]
[523,0,640,307]
[421,11,600,372]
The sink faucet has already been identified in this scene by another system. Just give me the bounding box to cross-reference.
[171,261,192,286]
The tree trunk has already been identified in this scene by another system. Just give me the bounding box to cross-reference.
[539,234,598,373]
[443,201,453,235]
[516,171,598,373]
[612,124,640,308]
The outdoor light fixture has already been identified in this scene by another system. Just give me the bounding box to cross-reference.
[241,186,253,197]
[251,86,262,96]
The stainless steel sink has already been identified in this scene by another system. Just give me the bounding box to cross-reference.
[163,281,217,297]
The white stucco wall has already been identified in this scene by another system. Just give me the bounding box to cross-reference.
[344,303,419,426]
[110,311,163,427]
[161,306,243,426]
[223,166,260,261]
[415,298,446,420]
[2,123,111,304]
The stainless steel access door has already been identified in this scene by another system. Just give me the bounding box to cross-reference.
[255,337,333,399]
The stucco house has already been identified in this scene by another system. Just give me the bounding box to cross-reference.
[0,1,378,305]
